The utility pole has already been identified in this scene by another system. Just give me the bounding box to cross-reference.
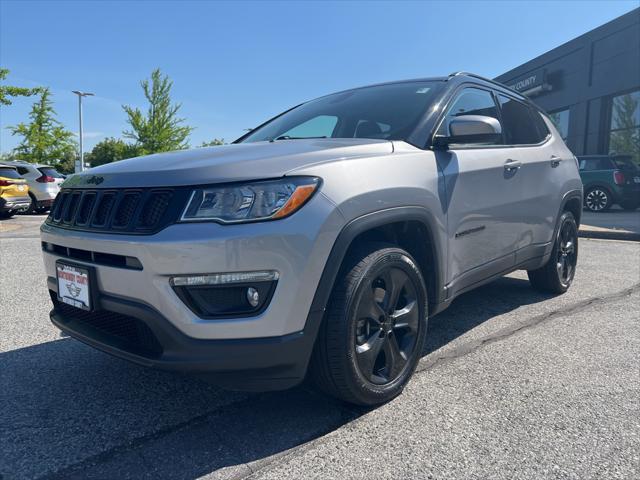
[71,90,94,173]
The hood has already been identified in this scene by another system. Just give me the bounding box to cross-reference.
[63,139,393,189]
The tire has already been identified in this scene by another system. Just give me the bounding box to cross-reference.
[25,193,38,215]
[0,211,15,219]
[310,244,428,406]
[584,186,612,212]
[527,211,578,294]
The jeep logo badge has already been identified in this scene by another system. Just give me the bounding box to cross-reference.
[85,175,104,185]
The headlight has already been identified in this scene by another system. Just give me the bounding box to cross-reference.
[180,177,320,223]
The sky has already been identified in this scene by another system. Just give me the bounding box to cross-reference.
[0,0,638,154]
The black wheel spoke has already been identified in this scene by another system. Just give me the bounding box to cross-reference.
[556,257,565,278]
[357,292,384,323]
[383,334,407,379]
[381,268,407,313]
[391,300,418,331]
[356,331,385,379]
[565,240,574,254]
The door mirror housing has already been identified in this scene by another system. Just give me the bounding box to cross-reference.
[433,115,502,149]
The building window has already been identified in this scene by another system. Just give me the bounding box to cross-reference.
[608,90,640,166]
[548,109,570,141]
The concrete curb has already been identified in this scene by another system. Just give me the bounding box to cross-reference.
[579,229,640,241]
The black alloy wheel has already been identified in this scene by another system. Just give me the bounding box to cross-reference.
[528,211,578,294]
[556,217,578,288]
[354,267,420,385]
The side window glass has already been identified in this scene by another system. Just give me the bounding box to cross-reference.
[581,158,611,171]
[531,109,550,140]
[17,167,28,175]
[437,88,501,145]
[498,95,544,145]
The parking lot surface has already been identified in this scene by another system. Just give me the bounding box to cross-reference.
[1,214,639,480]
[581,207,640,240]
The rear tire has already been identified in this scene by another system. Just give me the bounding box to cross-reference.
[25,194,38,215]
[527,211,578,294]
[310,244,428,406]
[584,187,612,212]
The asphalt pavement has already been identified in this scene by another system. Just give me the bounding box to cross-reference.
[1,214,639,480]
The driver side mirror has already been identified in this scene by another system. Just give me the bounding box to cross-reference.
[433,115,502,149]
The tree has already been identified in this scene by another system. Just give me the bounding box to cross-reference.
[85,137,140,167]
[0,68,42,106]
[122,68,193,154]
[200,138,225,147]
[55,150,79,175]
[8,88,77,166]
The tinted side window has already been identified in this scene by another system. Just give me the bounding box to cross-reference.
[531,109,550,140]
[16,167,29,175]
[437,88,501,145]
[498,95,544,145]
[579,158,614,171]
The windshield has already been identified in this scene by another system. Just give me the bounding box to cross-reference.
[240,81,442,143]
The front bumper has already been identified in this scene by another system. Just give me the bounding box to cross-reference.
[0,195,31,212]
[49,285,322,390]
[41,193,343,340]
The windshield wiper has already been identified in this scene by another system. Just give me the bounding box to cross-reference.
[269,135,328,142]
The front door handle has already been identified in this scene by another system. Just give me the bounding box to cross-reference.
[550,155,562,168]
[504,159,522,172]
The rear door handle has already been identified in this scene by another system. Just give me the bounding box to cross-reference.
[504,159,522,172]
[550,155,562,167]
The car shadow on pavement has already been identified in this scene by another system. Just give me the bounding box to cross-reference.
[423,275,554,356]
[1,275,553,480]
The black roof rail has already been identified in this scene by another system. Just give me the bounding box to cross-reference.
[447,71,527,99]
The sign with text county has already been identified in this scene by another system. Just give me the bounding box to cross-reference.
[507,68,550,96]
[56,262,92,311]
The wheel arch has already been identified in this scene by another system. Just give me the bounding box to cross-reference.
[561,191,583,227]
[307,207,445,320]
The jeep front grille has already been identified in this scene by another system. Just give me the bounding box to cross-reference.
[47,188,184,234]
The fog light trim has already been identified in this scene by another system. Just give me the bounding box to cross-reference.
[170,270,279,287]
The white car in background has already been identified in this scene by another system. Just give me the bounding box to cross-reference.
[5,161,64,213]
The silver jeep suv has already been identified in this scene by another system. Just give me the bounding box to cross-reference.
[41,72,582,405]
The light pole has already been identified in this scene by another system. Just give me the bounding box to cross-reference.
[71,90,94,173]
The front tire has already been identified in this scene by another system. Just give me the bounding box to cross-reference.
[311,244,428,406]
[527,211,578,294]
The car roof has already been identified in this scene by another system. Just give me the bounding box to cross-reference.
[310,72,533,110]
[3,160,53,168]
[0,163,18,169]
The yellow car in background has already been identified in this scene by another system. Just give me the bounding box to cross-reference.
[0,163,31,218]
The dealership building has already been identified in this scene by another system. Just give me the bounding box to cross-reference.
[495,8,640,163]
